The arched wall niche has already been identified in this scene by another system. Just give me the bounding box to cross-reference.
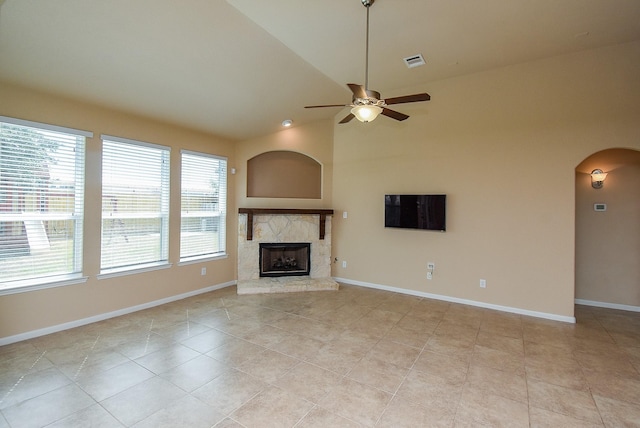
[575,148,640,309]
[247,150,322,199]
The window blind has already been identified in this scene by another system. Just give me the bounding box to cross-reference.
[180,150,227,261]
[0,117,88,289]
[101,136,170,272]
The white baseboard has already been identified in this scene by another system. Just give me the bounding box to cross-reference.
[334,277,576,324]
[0,281,236,346]
[575,298,640,313]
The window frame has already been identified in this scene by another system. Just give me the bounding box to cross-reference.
[99,134,171,276]
[179,150,228,264]
[0,116,90,295]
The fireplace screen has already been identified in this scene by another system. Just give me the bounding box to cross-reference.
[259,243,311,277]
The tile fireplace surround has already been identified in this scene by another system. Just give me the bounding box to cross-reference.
[237,209,339,294]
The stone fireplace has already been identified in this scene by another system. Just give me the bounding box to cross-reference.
[237,209,339,294]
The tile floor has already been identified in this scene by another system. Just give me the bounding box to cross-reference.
[1,284,639,427]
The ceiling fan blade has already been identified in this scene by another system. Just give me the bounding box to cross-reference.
[347,84,367,99]
[339,113,355,124]
[381,108,409,121]
[305,104,350,108]
[384,93,431,105]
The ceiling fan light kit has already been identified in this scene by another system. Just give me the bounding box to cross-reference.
[351,105,383,122]
[305,0,430,124]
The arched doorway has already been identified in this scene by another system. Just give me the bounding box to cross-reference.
[575,148,640,310]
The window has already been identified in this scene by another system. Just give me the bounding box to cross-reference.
[0,116,89,291]
[180,150,227,261]
[101,136,170,274]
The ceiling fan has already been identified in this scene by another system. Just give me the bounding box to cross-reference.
[305,0,431,124]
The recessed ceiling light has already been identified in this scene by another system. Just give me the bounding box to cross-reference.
[282,119,293,127]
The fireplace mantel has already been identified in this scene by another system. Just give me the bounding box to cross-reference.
[239,208,334,241]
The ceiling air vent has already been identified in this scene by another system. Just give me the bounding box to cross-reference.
[403,54,426,68]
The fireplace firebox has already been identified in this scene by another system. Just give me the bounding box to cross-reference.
[259,243,311,277]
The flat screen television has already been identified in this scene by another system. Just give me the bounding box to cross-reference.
[385,194,446,231]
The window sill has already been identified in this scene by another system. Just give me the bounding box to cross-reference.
[0,275,89,296]
[178,253,228,266]
[98,262,172,280]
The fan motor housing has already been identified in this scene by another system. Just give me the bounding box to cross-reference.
[353,89,382,106]
[364,89,381,100]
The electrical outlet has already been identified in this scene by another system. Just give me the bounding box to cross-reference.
[343,211,348,219]
[427,271,433,280]
[480,279,486,288]
[201,267,206,276]
[342,261,347,268]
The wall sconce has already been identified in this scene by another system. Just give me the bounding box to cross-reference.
[591,169,608,189]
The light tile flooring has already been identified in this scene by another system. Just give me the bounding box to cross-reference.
[1,284,640,427]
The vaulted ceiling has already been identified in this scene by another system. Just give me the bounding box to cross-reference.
[1,0,639,141]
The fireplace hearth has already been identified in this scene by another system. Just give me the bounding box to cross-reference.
[260,243,310,277]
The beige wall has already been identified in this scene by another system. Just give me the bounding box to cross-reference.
[235,119,334,209]
[331,41,640,319]
[575,150,640,307]
[0,82,237,339]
